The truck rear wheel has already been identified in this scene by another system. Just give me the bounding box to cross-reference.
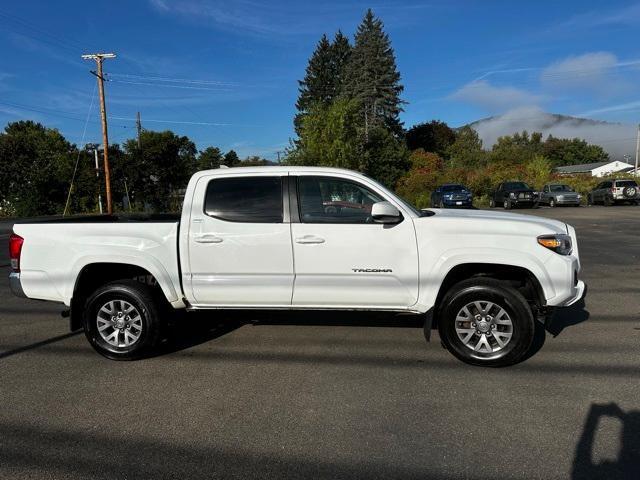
[438,278,534,367]
[83,280,162,360]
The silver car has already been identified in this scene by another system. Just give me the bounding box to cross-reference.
[540,184,581,207]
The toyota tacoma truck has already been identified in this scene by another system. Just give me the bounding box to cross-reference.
[9,167,585,366]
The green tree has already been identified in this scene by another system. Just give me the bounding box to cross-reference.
[542,135,608,167]
[123,130,196,212]
[0,121,75,216]
[223,149,240,167]
[197,146,223,170]
[288,98,362,170]
[447,126,487,168]
[405,120,456,157]
[362,126,409,188]
[489,130,543,165]
[330,30,352,97]
[343,9,405,136]
[294,34,335,137]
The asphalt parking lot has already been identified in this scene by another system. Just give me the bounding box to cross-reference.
[0,205,638,479]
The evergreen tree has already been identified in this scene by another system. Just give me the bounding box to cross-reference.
[197,146,223,170]
[223,149,240,167]
[294,34,334,136]
[330,30,352,97]
[344,9,405,137]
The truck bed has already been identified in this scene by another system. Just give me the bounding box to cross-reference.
[12,216,182,307]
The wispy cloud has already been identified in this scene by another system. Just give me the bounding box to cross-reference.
[450,80,545,112]
[147,0,430,37]
[578,101,640,117]
[540,52,638,96]
[558,3,640,30]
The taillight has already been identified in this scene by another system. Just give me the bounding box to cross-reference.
[9,233,24,272]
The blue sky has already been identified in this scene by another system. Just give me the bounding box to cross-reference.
[1,0,640,160]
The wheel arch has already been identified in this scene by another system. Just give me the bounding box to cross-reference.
[431,262,546,321]
[69,262,175,331]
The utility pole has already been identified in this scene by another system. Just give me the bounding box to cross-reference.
[635,123,640,177]
[82,53,116,214]
[94,149,103,214]
[136,111,142,149]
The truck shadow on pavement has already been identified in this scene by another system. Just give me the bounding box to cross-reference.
[572,403,640,479]
[546,296,590,337]
[157,310,424,356]
[158,304,591,365]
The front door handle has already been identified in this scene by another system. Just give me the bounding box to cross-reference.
[194,234,223,244]
[295,235,325,244]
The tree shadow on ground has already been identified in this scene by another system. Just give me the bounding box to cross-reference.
[572,403,640,479]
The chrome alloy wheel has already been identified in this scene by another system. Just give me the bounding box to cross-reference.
[454,300,513,353]
[96,300,143,348]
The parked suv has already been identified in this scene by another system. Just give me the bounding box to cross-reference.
[587,179,640,206]
[540,184,581,207]
[490,181,538,209]
[430,184,473,208]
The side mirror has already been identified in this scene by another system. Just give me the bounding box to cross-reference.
[371,201,402,224]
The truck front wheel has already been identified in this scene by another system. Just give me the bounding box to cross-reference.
[83,280,162,360]
[438,278,534,367]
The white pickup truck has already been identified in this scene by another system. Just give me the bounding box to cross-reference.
[9,166,585,366]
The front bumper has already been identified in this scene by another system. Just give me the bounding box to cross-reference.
[9,272,26,298]
[510,200,537,207]
[442,199,473,207]
[562,280,586,306]
[555,198,581,205]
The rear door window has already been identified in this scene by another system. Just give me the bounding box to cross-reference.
[616,180,638,188]
[204,176,283,223]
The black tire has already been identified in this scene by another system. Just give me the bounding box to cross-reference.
[587,194,593,206]
[503,199,511,210]
[604,195,613,206]
[549,198,555,208]
[83,280,163,360]
[437,278,534,367]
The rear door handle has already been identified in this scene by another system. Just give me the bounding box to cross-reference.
[194,234,223,244]
[295,235,325,244]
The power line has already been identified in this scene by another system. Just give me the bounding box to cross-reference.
[0,100,131,129]
[107,72,240,86]
[63,83,97,216]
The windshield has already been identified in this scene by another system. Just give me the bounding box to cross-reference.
[550,185,573,192]
[504,182,530,190]
[442,184,466,192]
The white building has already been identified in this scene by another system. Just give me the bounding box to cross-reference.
[555,160,635,177]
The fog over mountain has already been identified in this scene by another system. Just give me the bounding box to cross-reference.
[467,107,637,161]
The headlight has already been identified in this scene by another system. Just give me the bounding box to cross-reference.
[537,234,572,255]
[509,192,516,199]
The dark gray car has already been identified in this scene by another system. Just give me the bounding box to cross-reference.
[540,184,581,207]
[587,179,640,206]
